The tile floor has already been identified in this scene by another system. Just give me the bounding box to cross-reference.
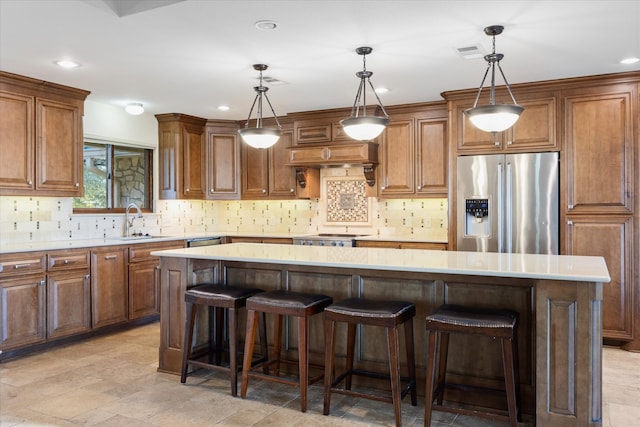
[1,322,639,426]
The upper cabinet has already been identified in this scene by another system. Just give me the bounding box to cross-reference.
[293,116,351,145]
[0,71,89,196]
[448,90,558,154]
[156,114,240,200]
[378,103,448,198]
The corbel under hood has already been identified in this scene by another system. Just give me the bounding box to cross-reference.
[286,141,378,187]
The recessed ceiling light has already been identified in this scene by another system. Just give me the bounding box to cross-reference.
[125,103,144,115]
[255,20,278,30]
[620,57,639,65]
[375,87,389,94]
[55,59,80,69]
[217,105,230,111]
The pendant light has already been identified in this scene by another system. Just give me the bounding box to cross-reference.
[340,47,389,141]
[464,25,524,133]
[238,64,282,149]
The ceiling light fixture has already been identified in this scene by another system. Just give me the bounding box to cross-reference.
[620,57,639,65]
[238,64,282,149]
[255,20,278,30]
[125,103,144,115]
[464,25,523,133]
[55,59,80,69]
[340,47,389,141]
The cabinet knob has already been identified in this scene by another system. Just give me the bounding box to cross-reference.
[417,185,422,190]
[568,204,574,209]
[507,140,513,145]
[494,141,500,146]
[290,188,295,193]
[210,189,214,193]
[380,186,386,190]
[39,280,46,286]
[85,274,90,279]
[185,188,190,193]
[27,180,33,186]
[262,189,267,194]
[567,220,573,225]
[75,182,80,187]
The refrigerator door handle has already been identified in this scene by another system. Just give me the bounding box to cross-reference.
[506,162,513,253]
[498,162,504,253]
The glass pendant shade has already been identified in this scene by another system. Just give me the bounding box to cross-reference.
[341,116,389,140]
[238,127,282,149]
[464,25,523,133]
[465,104,524,133]
[342,46,389,141]
[238,64,282,149]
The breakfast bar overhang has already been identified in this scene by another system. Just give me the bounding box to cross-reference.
[152,243,610,427]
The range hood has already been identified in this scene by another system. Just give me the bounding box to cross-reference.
[286,141,378,187]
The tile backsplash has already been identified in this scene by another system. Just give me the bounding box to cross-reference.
[0,170,448,244]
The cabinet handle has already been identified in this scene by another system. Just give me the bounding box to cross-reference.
[567,220,573,225]
[85,274,90,279]
[39,280,46,286]
[568,204,574,210]
[494,141,500,146]
[507,140,513,145]
[104,255,117,260]
[14,263,31,269]
[63,259,76,264]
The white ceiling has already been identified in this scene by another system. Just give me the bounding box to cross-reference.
[1,0,639,120]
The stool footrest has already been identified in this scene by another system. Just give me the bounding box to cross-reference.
[432,402,512,424]
[330,369,417,404]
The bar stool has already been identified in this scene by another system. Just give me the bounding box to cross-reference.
[181,284,267,397]
[424,304,521,427]
[241,289,333,412]
[323,298,417,427]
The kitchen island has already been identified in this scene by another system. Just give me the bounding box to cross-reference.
[152,243,610,427]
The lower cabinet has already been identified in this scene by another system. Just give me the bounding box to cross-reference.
[0,273,47,350]
[91,246,128,328]
[356,240,448,250]
[227,236,293,244]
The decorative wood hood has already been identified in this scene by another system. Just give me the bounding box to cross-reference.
[285,142,379,187]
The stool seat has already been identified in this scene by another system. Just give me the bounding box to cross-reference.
[425,304,517,335]
[181,283,267,397]
[324,298,417,427]
[242,289,333,413]
[246,289,333,315]
[424,304,521,427]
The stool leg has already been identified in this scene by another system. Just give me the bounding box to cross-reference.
[404,318,417,406]
[345,322,357,390]
[228,307,239,397]
[513,331,522,422]
[215,306,224,365]
[501,336,518,427]
[259,311,269,374]
[274,314,283,376]
[323,315,336,416]
[240,309,258,398]
[387,326,403,427]
[181,302,197,383]
[298,315,309,413]
[424,329,438,427]
[435,332,450,405]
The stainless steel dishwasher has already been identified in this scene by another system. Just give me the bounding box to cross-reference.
[186,237,222,247]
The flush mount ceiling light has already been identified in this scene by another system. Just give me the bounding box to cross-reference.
[464,25,524,133]
[620,57,639,65]
[55,59,80,69]
[238,64,282,149]
[125,102,144,115]
[255,20,278,30]
[340,47,390,141]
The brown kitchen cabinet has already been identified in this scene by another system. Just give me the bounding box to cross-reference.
[242,129,302,199]
[128,241,186,320]
[0,71,89,196]
[450,93,557,154]
[0,252,47,351]
[156,113,207,199]
[355,240,447,250]
[378,104,448,198]
[47,249,91,339]
[293,116,351,145]
[91,246,128,328]
[227,236,293,244]
[205,123,241,199]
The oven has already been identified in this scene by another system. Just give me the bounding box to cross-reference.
[292,234,369,247]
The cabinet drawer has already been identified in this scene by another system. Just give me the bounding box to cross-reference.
[129,242,185,262]
[0,253,46,277]
[48,249,90,271]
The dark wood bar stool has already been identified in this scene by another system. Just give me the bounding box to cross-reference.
[424,304,521,427]
[240,289,333,412]
[323,298,417,427]
[181,284,267,397]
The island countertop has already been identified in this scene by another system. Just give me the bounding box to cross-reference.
[151,242,610,283]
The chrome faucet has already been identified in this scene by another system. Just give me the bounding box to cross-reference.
[125,202,142,237]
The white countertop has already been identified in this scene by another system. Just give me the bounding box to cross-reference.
[151,243,611,283]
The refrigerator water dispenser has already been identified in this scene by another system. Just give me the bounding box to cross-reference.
[465,198,489,237]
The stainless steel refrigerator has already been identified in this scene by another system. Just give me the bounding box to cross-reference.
[456,152,559,254]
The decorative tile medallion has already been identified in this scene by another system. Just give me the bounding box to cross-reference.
[326,178,370,223]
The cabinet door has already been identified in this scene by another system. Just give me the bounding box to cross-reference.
[508,97,557,151]
[269,130,296,198]
[454,101,504,153]
[565,86,634,214]
[182,124,206,199]
[565,216,633,340]
[158,125,179,199]
[47,270,91,339]
[416,118,448,196]
[241,144,269,198]
[206,132,240,199]
[379,118,415,196]
[0,275,46,350]
[91,247,128,328]
[129,260,160,319]
[35,98,82,195]
[0,91,34,192]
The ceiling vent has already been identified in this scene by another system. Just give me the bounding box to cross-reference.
[456,45,484,60]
